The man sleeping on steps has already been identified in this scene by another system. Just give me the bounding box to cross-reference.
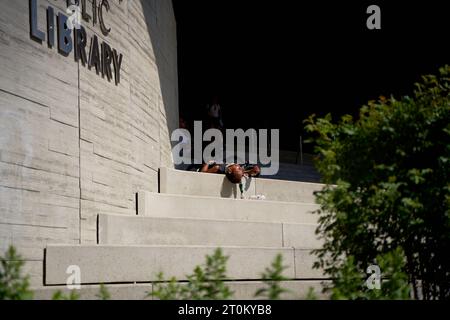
[195,161,261,198]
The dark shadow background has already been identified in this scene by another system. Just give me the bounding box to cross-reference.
[173,0,449,152]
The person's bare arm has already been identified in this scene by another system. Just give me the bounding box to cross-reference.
[244,165,261,177]
[200,163,221,174]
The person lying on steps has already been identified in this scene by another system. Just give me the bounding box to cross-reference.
[199,161,261,197]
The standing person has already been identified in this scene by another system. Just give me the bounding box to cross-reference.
[206,96,224,130]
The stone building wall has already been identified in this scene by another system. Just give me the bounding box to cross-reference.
[0,0,178,285]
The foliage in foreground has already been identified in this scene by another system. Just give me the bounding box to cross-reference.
[0,246,33,300]
[52,290,81,300]
[151,248,233,300]
[151,249,293,300]
[97,283,112,300]
[329,248,410,300]
[1,246,296,301]
[305,65,450,300]
[0,245,112,300]
[254,254,291,300]
[51,283,111,300]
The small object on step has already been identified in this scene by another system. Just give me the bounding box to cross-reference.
[249,194,266,201]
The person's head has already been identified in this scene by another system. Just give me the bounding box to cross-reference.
[225,164,244,184]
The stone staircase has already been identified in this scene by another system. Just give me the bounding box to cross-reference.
[263,162,321,183]
[262,151,321,183]
[34,168,329,300]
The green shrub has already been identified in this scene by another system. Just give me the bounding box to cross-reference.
[151,273,187,300]
[305,66,450,300]
[151,248,233,300]
[52,285,111,300]
[1,245,293,301]
[96,284,111,300]
[329,248,410,300]
[151,249,292,300]
[0,246,33,300]
[305,287,318,300]
[52,290,81,300]
[254,254,291,300]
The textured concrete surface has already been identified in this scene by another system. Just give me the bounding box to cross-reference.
[1,1,330,296]
[159,167,256,199]
[294,249,325,279]
[226,280,330,300]
[33,284,153,300]
[99,214,283,247]
[255,178,324,203]
[282,223,323,249]
[45,245,327,285]
[0,0,178,286]
[159,167,325,203]
[138,192,320,224]
[98,214,321,249]
[33,280,330,300]
[263,162,321,183]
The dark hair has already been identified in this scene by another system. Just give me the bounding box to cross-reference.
[225,165,243,184]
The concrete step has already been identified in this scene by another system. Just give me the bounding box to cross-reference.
[254,178,323,203]
[159,167,325,203]
[226,280,329,300]
[263,173,321,184]
[278,151,316,166]
[137,192,320,224]
[263,163,321,183]
[33,280,329,300]
[264,162,319,174]
[33,284,153,300]
[45,245,326,285]
[160,167,256,199]
[98,214,322,249]
[267,171,320,179]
